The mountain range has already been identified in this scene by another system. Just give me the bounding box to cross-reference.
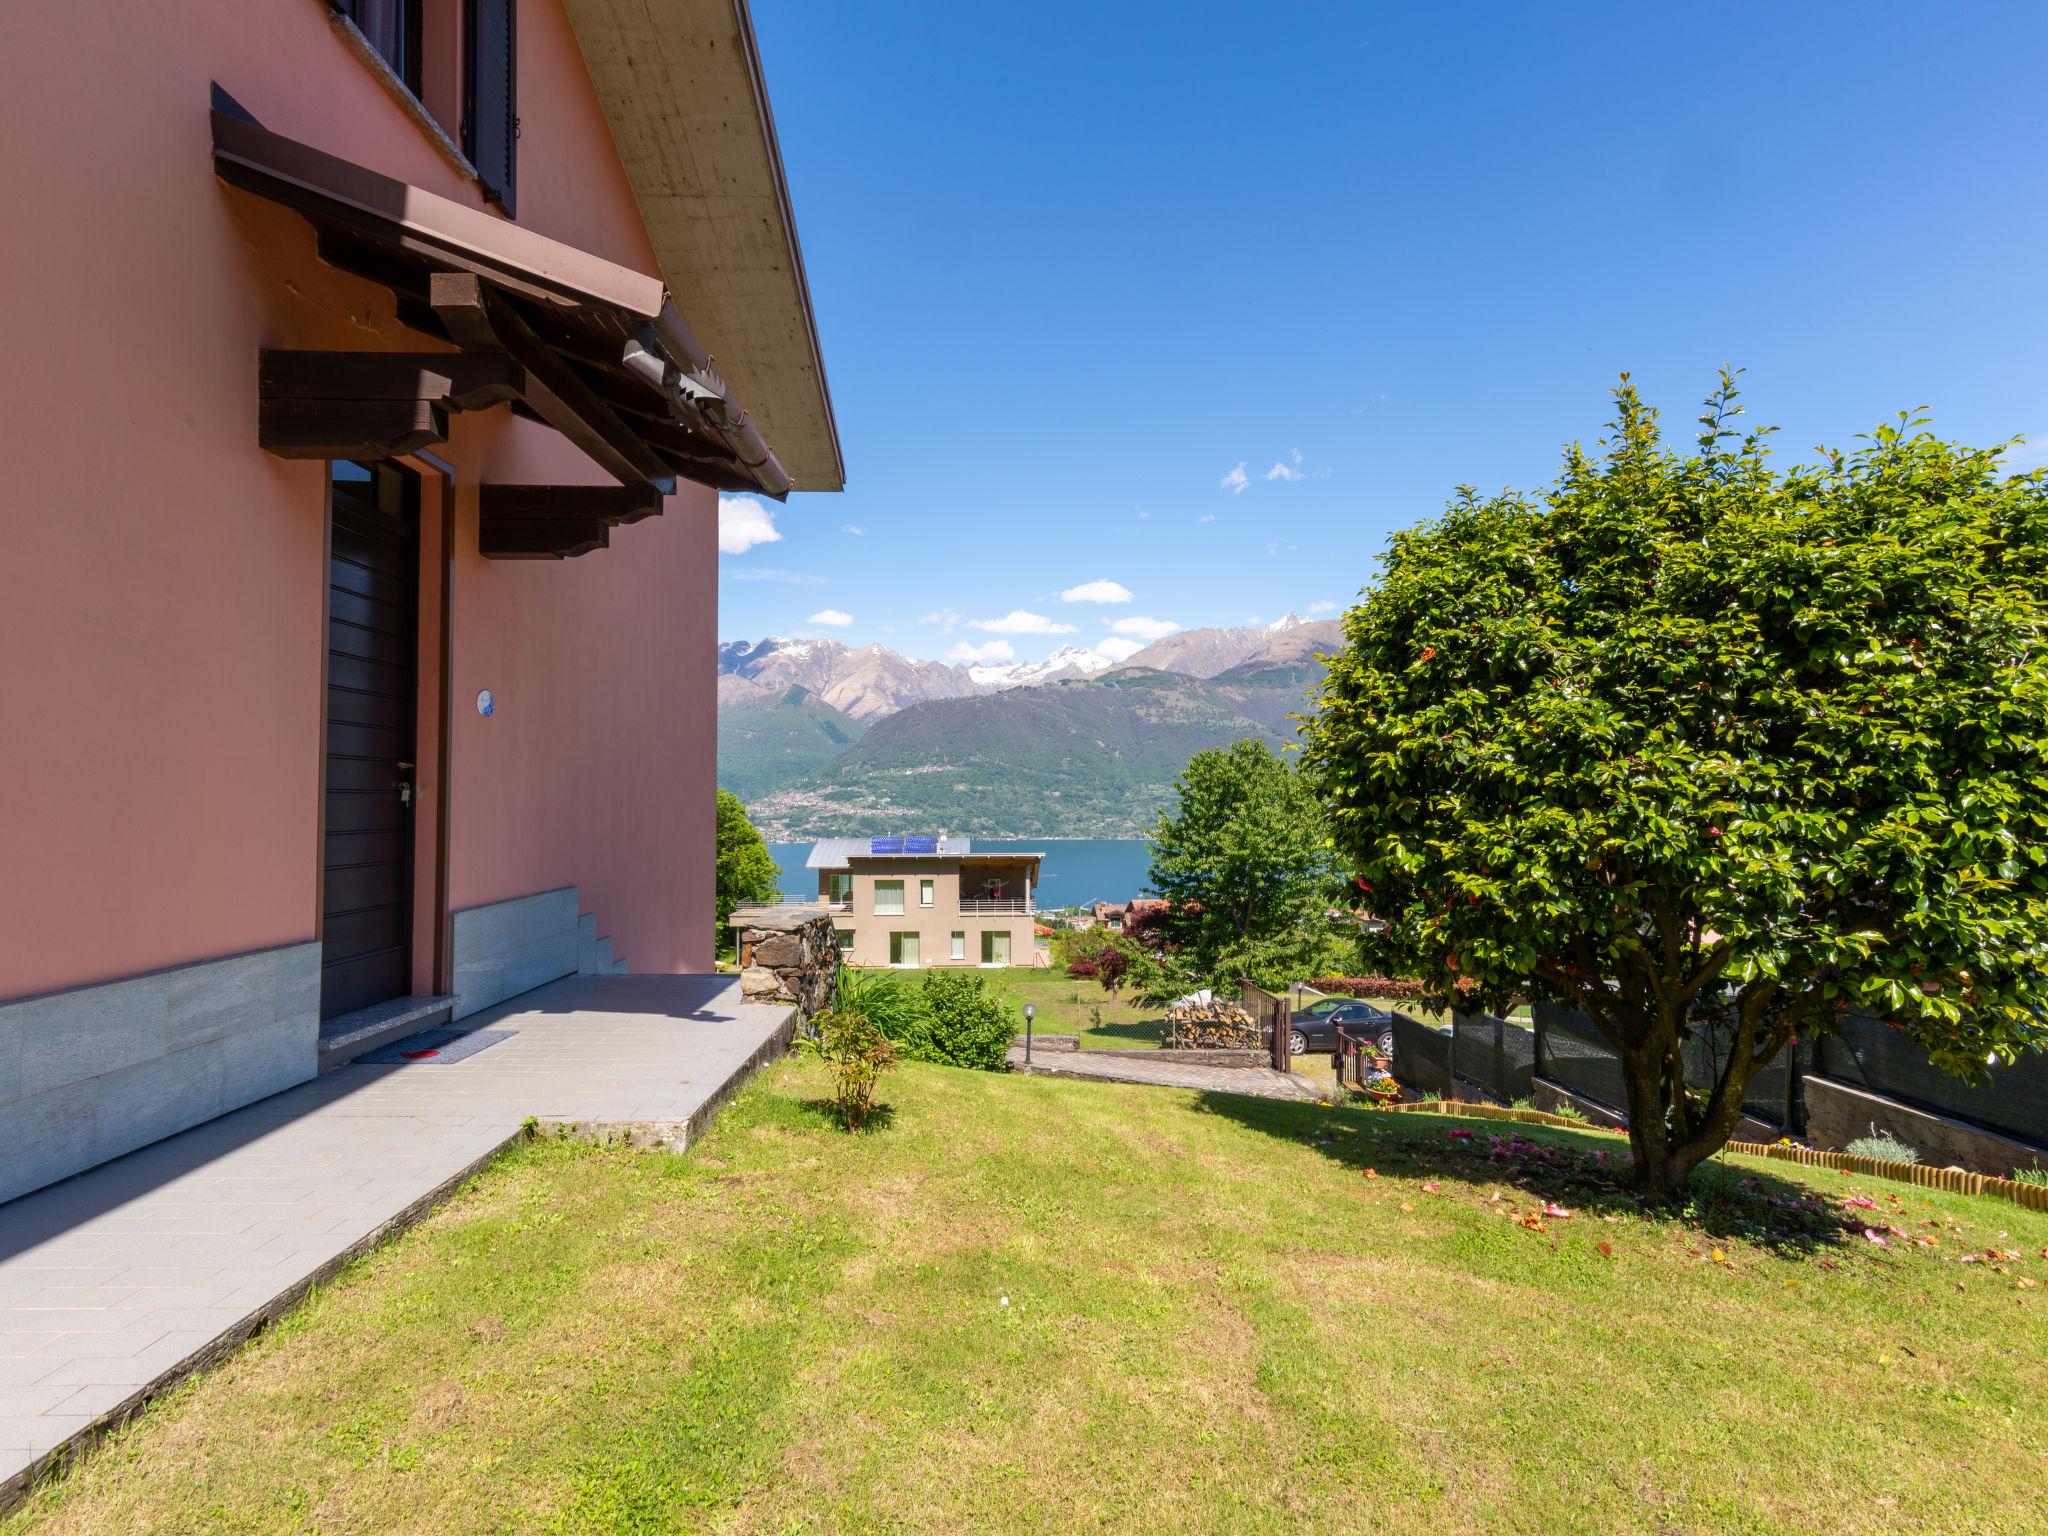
[718,615,1342,838]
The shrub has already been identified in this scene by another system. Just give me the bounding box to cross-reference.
[915,971,1018,1070]
[817,1005,897,1130]
[1065,957,1100,980]
[1845,1123,1920,1165]
[835,968,929,1041]
[2013,1162,2048,1187]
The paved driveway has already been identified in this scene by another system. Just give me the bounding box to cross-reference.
[0,974,793,1506]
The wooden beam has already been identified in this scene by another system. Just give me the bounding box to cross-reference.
[429,273,676,493]
[478,513,611,560]
[260,350,525,410]
[477,482,663,559]
[258,350,527,460]
[260,396,450,461]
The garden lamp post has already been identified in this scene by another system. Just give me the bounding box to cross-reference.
[1023,1003,1036,1065]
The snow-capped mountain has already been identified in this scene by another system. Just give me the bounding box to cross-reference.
[716,618,1338,721]
[964,644,1112,690]
[1114,612,1339,678]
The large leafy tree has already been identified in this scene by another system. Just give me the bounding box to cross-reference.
[1147,739,1350,989]
[715,789,782,944]
[1302,376,2048,1194]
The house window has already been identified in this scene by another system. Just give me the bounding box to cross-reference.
[950,932,966,961]
[919,878,935,908]
[889,932,921,968]
[338,0,423,95]
[835,928,854,955]
[827,873,853,904]
[981,931,1012,966]
[874,880,904,916]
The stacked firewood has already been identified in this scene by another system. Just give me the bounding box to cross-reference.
[1164,999,1262,1050]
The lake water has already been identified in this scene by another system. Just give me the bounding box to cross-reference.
[768,837,1155,909]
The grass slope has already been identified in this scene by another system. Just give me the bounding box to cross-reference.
[715,685,867,803]
[773,669,1294,837]
[989,966,1166,1048]
[13,1061,2047,1535]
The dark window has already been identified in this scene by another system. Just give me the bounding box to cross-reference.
[338,0,423,97]
[463,0,517,215]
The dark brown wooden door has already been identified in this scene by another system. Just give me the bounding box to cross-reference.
[321,462,419,1020]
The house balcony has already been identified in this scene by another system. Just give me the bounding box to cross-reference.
[958,897,1034,916]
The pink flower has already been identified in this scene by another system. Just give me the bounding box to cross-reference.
[1542,1203,1573,1219]
[1449,1129,1474,1140]
[1862,1228,1888,1246]
[1843,1196,1877,1210]
[1422,1181,1440,1193]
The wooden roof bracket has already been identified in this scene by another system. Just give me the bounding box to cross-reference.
[257,349,525,461]
[477,482,664,560]
[429,272,675,493]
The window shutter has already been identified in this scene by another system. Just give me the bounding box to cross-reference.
[464,0,516,216]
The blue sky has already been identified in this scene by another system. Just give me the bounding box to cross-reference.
[721,1,2048,667]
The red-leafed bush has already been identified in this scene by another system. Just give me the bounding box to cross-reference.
[1307,976,1432,1000]
[1065,957,1100,980]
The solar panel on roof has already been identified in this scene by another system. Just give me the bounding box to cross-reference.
[870,837,905,854]
[903,836,938,854]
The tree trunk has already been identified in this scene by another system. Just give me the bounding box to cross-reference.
[1616,1035,1766,1198]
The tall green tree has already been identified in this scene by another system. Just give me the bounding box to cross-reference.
[1303,375,2048,1194]
[716,789,782,945]
[1146,739,1346,988]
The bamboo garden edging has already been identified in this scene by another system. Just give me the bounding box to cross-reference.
[1721,1139,2048,1214]
[1374,1098,2048,1215]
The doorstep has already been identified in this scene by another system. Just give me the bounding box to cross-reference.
[316,995,457,1071]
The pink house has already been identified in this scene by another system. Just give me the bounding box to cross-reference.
[0,0,840,1202]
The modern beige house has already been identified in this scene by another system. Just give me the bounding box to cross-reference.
[804,838,1046,968]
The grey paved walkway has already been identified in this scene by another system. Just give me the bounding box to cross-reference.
[1007,1046,1321,1101]
[0,974,793,1505]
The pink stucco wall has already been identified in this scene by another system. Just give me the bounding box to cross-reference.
[0,0,716,1000]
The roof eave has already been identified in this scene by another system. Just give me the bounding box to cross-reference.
[561,0,844,492]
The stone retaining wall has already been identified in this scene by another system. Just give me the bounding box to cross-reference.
[729,907,839,1023]
[1804,1075,2046,1179]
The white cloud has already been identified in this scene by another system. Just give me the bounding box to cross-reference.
[1198,513,1216,523]
[842,523,865,536]
[1106,616,1178,641]
[1137,509,1150,519]
[1059,579,1134,604]
[1292,447,1304,465]
[919,609,963,634]
[727,567,828,586]
[948,639,1015,663]
[1220,461,1250,494]
[1307,599,1338,614]
[808,609,854,628]
[1264,460,1304,482]
[718,494,782,554]
[1094,636,1146,663]
[970,610,1078,636]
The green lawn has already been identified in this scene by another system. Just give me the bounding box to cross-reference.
[989,964,1165,1048]
[11,1059,2048,1535]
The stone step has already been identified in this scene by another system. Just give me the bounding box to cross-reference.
[317,995,457,1072]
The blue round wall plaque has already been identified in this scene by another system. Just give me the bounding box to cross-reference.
[476,689,496,718]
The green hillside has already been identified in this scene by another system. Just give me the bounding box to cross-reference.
[758,668,1299,836]
[715,686,868,803]
[1204,657,1325,732]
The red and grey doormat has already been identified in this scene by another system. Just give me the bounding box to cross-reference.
[359,1028,515,1065]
